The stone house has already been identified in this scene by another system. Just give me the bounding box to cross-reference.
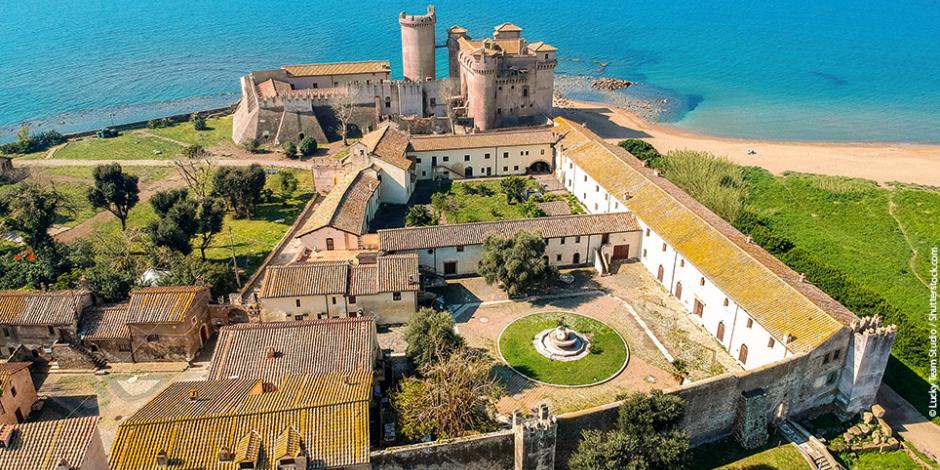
[378,212,642,276]
[0,290,93,360]
[296,167,381,252]
[0,362,35,424]
[348,122,415,204]
[124,285,213,362]
[109,373,372,470]
[258,254,420,325]
[0,416,108,470]
[77,306,133,363]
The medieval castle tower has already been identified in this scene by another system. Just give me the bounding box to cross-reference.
[399,6,437,82]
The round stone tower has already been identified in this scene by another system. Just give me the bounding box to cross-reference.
[399,5,437,82]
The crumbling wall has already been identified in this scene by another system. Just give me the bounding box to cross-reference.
[370,431,514,470]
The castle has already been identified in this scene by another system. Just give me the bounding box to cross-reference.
[232,5,556,145]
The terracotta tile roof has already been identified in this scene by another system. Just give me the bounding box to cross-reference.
[553,117,852,353]
[408,129,557,152]
[379,212,640,251]
[0,417,100,470]
[126,285,210,324]
[495,22,523,32]
[537,200,571,216]
[359,123,413,171]
[0,290,88,326]
[111,373,371,470]
[256,78,293,99]
[0,362,30,394]
[78,306,131,340]
[527,41,558,52]
[260,254,419,299]
[208,318,377,384]
[282,60,390,77]
[297,168,379,237]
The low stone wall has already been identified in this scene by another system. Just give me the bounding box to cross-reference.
[370,430,514,470]
[61,105,236,140]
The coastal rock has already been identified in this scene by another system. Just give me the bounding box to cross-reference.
[871,404,886,418]
[862,411,874,424]
[591,77,632,91]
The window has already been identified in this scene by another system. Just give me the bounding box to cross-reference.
[10,385,16,397]
[513,165,519,171]
[415,157,422,163]
[595,185,599,192]
[693,299,704,316]
[746,318,753,328]
[767,337,775,348]
[675,282,683,300]
[643,249,648,258]
[560,237,565,245]
[331,297,336,305]
[604,194,608,201]
[661,243,667,252]
[393,292,402,301]
[497,108,502,115]
[429,98,437,107]
[385,97,391,108]
[645,228,650,237]
[295,299,301,307]
[832,349,841,361]
[147,334,160,343]
[826,372,838,385]
[422,171,427,177]
[503,166,509,172]
[614,202,619,209]
[456,245,464,252]
[48,325,55,337]
[325,238,335,251]
[556,254,562,261]
[503,152,509,159]
[699,277,706,286]
[583,175,588,182]
[485,153,491,159]
[594,203,598,210]
[575,236,581,243]
[464,155,470,161]
[118,342,132,352]
[443,156,449,162]
[723,298,730,307]
[349,296,357,304]
[540,149,545,155]
[679,259,685,267]
[427,249,433,254]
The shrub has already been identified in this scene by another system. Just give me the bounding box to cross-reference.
[404,307,465,367]
[298,137,318,157]
[405,205,436,227]
[618,139,664,167]
[282,141,298,159]
[660,150,747,222]
[191,113,207,131]
[242,138,262,154]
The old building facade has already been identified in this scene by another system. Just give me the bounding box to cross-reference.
[123,286,213,362]
[0,290,93,360]
[0,362,35,424]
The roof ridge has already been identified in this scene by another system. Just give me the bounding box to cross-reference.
[377,211,632,233]
[119,398,369,428]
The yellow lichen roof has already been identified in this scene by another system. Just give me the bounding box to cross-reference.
[282,60,390,77]
[126,285,209,324]
[111,373,372,470]
[0,289,88,326]
[296,168,379,237]
[0,417,100,470]
[553,117,852,353]
[79,305,131,340]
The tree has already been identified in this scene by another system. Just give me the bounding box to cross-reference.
[0,181,67,249]
[147,191,198,255]
[329,84,359,145]
[87,163,140,230]
[568,391,688,470]
[298,137,317,157]
[499,176,527,205]
[151,188,188,215]
[173,152,213,202]
[242,138,262,153]
[394,349,503,441]
[282,141,298,159]
[478,230,558,296]
[182,144,205,159]
[191,113,207,131]
[193,197,226,260]
[405,205,435,227]
[212,164,267,218]
[404,307,464,367]
[159,255,238,298]
[274,171,298,199]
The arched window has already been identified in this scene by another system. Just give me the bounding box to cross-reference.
[700,277,706,286]
[657,265,664,282]
[716,321,725,342]
[675,282,683,300]
[739,344,749,365]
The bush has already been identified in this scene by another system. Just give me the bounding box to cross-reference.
[242,138,262,154]
[749,225,794,255]
[298,137,318,157]
[618,139,663,167]
[404,307,464,367]
[191,113,207,131]
[282,141,298,159]
[405,205,436,227]
[0,129,67,155]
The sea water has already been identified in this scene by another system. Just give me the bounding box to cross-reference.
[1,0,939,143]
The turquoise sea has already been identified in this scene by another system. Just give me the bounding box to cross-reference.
[2,0,939,143]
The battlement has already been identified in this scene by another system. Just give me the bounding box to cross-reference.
[399,5,436,26]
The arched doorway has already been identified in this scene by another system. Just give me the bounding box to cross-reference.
[527,161,551,174]
[227,308,249,325]
[716,321,725,342]
[573,252,581,264]
[200,325,209,343]
[657,265,664,282]
[675,282,683,300]
[738,344,749,365]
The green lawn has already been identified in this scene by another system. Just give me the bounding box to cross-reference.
[690,435,808,470]
[839,450,921,470]
[54,133,181,160]
[147,116,233,147]
[498,312,628,386]
[432,178,541,223]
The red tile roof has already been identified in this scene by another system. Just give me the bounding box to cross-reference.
[0,417,101,470]
[126,285,210,324]
[0,290,89,326]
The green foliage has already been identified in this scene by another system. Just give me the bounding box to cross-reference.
[87,262,137,303]
[274,171,298,197]
[282,141,298,159]
[519,197,546,218]
[0,181,67,249]
[0,127,66,155]
[146,118,173,129]
[182,144,205,159]
[193,197,227,260]
[242,138,262,153]
[405,205,436,227]
[0,243,71,290]
[213,164,267,218]
[191,113,207,131]
[158,255,238,298]
[478,230,558,296]
[151,188,188,215]
[148,191,198,255]
[569,391,689,470]
[660,150,747,222]
[298,137,318,157]
[394,349,503,441]
[87,163,140,230]
[499,176,527,204]
[404,307,464,368]
[618,139,663,167]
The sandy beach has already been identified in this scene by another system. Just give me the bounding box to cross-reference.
[558,99,940,187]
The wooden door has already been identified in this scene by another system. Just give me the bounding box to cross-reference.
[738,344,749,365]
[716,321,725,341]
[443,261,457,275]
[613,244,630,259]
[675,282,683,301]
[657,265,664,282]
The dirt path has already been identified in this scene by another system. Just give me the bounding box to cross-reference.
[877,385,940,464]
[55,172,186,243]
[44,142,67,159]
[886,192,930,290]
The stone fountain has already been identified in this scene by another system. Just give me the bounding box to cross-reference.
[534,325,590,361]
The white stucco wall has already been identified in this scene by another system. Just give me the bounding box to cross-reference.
[260,291,416,325]
[408,143,552,180]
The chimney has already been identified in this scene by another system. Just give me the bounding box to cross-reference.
[189,388,199,401]
[266,347,278,359]
[218,446,234,462]
[156,450,169,467]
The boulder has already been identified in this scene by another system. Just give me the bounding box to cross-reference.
[843,431,855,442]
[876,417,893,437]
[859,423,871,435]
[848,425,861,436]
[862,411,875,424]
[871,404,886,418]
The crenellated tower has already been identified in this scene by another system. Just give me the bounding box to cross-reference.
[399,5,437,82]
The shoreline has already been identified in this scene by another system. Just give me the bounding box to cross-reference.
[558,98,940,187]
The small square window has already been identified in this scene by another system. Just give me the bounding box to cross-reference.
[583,175,588,182]
[295,299,301,307]
[540,149,545,155]
[503,152,509,158]
[464,155,470,161]
[393,292,402,301]
[746,318,753,328]
[645,228,650,236]
[415,157,422,163]
[767,338,775,348]
[485,153,491,159]
[679,259,685,267]
[503,166,509,172]
[575,236,581,243]
[643,249,647,258]
[700,277,706,286]
[349,296,357,304]
[443,156,449,162]
[832,349,841,361]
[456,245,464,252]
[427,249,433,254]
[661,243,667,252]
[514,165,519,171]
[556,254,562,261]
[560,237,566,245]
[723,298,729,307]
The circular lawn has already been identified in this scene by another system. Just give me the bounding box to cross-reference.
[497,312,629,387]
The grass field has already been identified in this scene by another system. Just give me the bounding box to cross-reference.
[498,311,628,386]
[54,133,182,160]
[147,116,233,147]
[432,178,542,223]
[838,450,921,470]
[690,435,808,470]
